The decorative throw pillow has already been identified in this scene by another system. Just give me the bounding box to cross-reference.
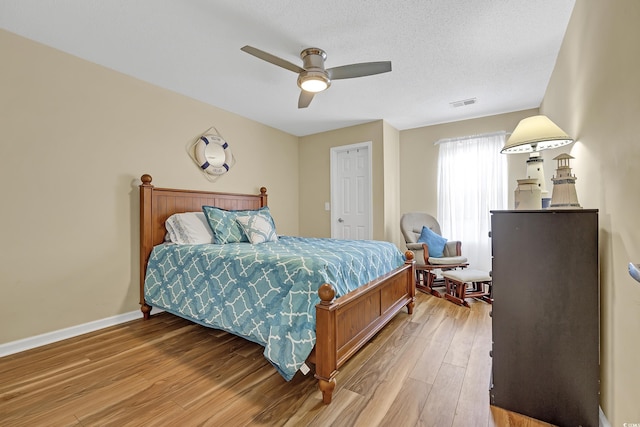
[165,212,215,244]
[236,211,278,244]
[202,206,252,244]
[417,226,448,258]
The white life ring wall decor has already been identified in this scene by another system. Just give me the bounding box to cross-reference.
[195,134,233,175]
[187,128,236,181]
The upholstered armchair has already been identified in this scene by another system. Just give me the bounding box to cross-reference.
[400,213,466,265]
[400,212,467,294]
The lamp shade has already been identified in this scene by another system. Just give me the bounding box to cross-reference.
[501,115,574,153]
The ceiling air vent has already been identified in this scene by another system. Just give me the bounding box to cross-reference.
[450,97,477,108]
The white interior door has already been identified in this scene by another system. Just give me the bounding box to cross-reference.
[330,142,372,240]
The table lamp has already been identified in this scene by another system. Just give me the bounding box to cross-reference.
[501,115,574,208]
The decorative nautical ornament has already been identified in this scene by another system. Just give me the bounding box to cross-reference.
[514,178,542,210]
[194,134,233,175]
[525,152,550,208]
[188,127,235,181]
[549,153,581,209]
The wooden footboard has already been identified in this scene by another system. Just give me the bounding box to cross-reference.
[314,252,415,404]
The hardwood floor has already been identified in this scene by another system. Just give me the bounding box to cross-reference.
[0,292,554,426]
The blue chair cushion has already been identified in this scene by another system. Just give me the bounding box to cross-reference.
[417,226,448,258]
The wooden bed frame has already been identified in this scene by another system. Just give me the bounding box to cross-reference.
[139,174,415,404]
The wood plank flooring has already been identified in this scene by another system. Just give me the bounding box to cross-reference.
[0,292,554,426]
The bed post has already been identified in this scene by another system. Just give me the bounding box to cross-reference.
[314,283,338,404]
[259,187,268,208]
[405,251,416,314]
[139,174,154,319]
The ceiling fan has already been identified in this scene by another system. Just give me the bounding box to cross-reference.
[241,45,392,108]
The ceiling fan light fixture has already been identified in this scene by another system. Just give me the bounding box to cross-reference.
[298,71,330,93]
[241,45,390,107]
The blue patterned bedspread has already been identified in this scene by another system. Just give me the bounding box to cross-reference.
[144,236,405,380]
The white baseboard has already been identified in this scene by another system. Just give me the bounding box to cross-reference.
[0,309,162,357]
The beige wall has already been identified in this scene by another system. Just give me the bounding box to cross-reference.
[383,121,403,249]
[298,120,388,240]
[398,108,539,216]
[0,30,299,344]
[540,0,640,423]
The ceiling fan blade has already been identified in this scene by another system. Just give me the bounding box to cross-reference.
[327,61,392,80]
[298,91,315,109]
[241,45,305,74]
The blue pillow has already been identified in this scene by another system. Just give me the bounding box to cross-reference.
[202,206,271,244]
[417,226,448,258]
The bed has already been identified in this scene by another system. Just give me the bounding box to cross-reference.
[139,174,415,404]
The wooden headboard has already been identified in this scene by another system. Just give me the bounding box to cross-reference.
[139,174,267,316]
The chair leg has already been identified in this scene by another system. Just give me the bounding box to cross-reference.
[454,280,493,305]
[416,270,427,291]
[416,269,442,297]
[480,280,493,304]
[444,278,470,307]
[426,271,442,297]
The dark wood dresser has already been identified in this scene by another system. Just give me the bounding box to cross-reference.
[490,209,599,427]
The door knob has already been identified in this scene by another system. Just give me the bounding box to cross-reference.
[337,218,344,223]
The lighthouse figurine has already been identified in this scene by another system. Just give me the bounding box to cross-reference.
[549,153,581,209]
[526,152,550,207]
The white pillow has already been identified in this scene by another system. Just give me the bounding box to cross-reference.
[165,212,215,244]
[235,211,278,244]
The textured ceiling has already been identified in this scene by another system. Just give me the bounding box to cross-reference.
[0,0,575,136]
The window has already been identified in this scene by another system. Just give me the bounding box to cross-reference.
[437,132,508,271]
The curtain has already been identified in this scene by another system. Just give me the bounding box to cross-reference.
[437,132,508,272]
